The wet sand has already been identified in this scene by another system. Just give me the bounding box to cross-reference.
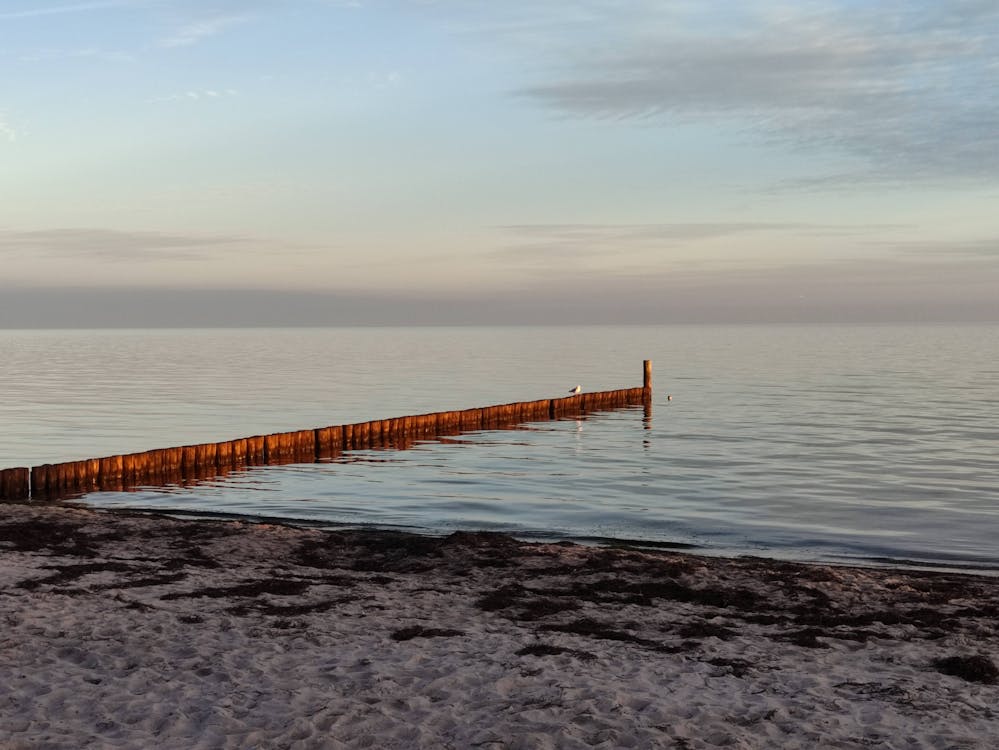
[2,503,998,749]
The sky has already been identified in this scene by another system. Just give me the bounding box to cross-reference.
[1,0,997,326]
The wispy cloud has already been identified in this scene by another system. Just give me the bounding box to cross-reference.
[18,46,134,63]
[502,222,800,242]
[492,221,898,263]
[367,70,403,89]
[147,88,239,103]
[159,14,247,48]
[509,1,999,186]
[881,237,999,258]
[0,228,246,262]
[0,1,135,21]
[3,253,997,326]
[0,115,16,143]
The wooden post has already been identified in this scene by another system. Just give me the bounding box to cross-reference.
[180,446,198,476]
[80,459,100,493]
[0,467,30,500]
[296,429,316,461]
[166,447,184,480]
[98,455,124,492]
[120,454,137,488]
[246,436,265,465]
[0,366,662,499]
[369,419,383,449]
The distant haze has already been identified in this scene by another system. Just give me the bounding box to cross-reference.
[1,2,997,326]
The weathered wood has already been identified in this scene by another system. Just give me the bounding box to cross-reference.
[367,419,382,449]
[379,418,394,445]
[461,408,483,432]
[355,422,371,451]
[200,443,218,470]
[245,436,265,465]
[0,467,30,500]
[215,441,233,468]
[166,446,185,476]
[97,455,124,492]
[230,439,247,466]
[178,445,196,476]
[315,427,334,459]
[119,454,136,488]
[10,361,654,499]
[78,459,100,493]
[263,434,279,463]
[29,465,48,498]
[550,396,581,419]
[297,429,317,461]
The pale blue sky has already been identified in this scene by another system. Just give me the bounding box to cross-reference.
[1,0,997,324]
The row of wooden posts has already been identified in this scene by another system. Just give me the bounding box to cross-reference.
[0,363,653,502]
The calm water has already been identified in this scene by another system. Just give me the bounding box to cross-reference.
[2,325,997,572]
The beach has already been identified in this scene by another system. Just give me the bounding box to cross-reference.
[2,504,998,749]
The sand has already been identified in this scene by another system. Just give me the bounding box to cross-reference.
[2,503,998,749]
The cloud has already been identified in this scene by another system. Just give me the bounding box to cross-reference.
[0,116,16,143]
[147,88,239,103]
[1,253,997,328]
[0,1,135,21]
[491,221,901,263]
[882,237,999,258]
[18,47,134,63]
[159,13,247,48]
[0,228,247,262]
[503,222,800,241]
[492,222,790,262]
[367,70,403,89]
[511,1,999,185]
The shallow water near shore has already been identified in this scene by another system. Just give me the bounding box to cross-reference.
[2,324,998,571]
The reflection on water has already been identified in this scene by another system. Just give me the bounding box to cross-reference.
[3,325,999,572]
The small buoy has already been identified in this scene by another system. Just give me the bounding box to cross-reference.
[666,394,672,402]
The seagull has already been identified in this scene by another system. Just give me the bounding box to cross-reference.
[568,385,582,395]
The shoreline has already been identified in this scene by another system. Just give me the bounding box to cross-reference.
[2,503,998,748]
[43,499,999,579]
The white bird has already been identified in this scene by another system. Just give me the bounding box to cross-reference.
[569,385,582,395]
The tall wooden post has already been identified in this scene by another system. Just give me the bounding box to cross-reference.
[643,359,652,391]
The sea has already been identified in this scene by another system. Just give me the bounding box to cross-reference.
[2,325,997,573]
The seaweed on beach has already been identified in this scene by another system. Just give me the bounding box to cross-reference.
[516,643,597,661]
[782,628,830,649]
[933,654,999,684]
[391,625,464,641]
[0,518,102,557]
[539,617,686,653]
[94,572,189,591]
[160,577,311,600]
[293,530,444,573]
[246,596,357,617]
[578,577,760,610]
[16,561,144,591]
[705,658,755,678]
[476,584,580,621]
[676,620,738,640]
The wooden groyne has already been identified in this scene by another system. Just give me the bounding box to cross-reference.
[0,362,652,502]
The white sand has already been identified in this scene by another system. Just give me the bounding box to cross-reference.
[2,504,998,749]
